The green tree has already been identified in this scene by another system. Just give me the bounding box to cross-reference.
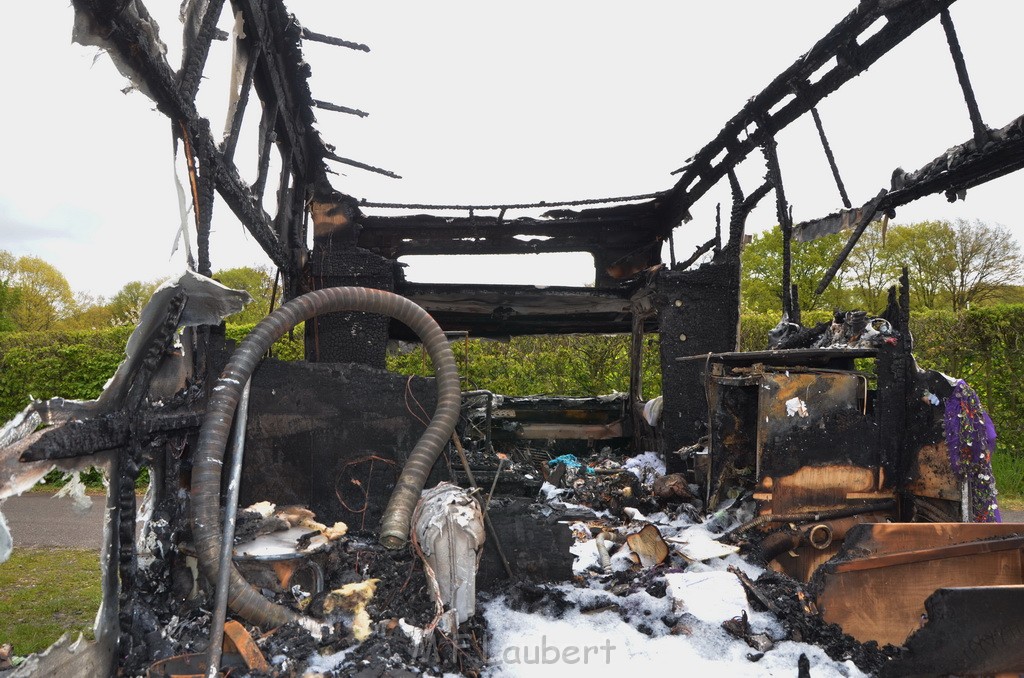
[884,221,957,309]
[0,251,76,331]
[942,219,1023,311]
[741,225,850,313]
[0,280,19,332]
[213,266,274,324]
[885,219,1022,311]
[61,292,114,330]
[845,222,899,311]
[109,280,163,326]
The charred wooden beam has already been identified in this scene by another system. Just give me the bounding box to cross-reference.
[178,0,228,100]
[677,237,718,271]
[726,171,772,258]
[815,189,887,295]
[232,0,312,175]
[221,44,260,163]
[656,0,958,232]
[797,112,1024,245]
[17,410,203,462]
[323,149,402,179]
[762,135,794,317]
[810,106,852,209]
[359,192,664,212]
[72,0,291,271]
[883,112,1024,206]
[311,99,369,118]
[358,205,661,260]
[194,124,217,277]
[939,8,988,148]
[392,282,655,338]
[299,27,370,52]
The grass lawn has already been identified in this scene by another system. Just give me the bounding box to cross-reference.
[0,548,102,656]
[994,450,1024,510]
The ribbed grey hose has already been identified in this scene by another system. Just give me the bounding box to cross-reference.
[191,287,461,629]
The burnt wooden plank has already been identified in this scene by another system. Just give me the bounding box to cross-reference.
[882,586,1024,675]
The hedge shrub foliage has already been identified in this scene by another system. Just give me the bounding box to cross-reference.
[2,308,1021,464]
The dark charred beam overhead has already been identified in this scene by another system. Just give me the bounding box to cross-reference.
[178,0,228,100]
[233,0,314,176]
[938,8,988,148]
[71,0,291,272]
[810,106,852,209]
[324,149,402,179]
[655,0,958,234]
[357,205,662,259]
[220,40,260,163]
[312,99,369,118]
[300,26,370,52]
[394,282,655,338]
[797,112,1024,246]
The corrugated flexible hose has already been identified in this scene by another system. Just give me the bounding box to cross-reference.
[191,287,461,629]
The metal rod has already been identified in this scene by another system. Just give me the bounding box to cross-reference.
[484,457,504,512]
[449,433,515,578]
[939,8,988,148]
[810,106,852,209]
[206,378,252,678]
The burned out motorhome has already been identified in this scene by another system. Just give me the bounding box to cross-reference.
[1,1,1024,676]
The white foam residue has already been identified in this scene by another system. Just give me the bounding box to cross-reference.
[538,482,564,501]
[480,592,867,677]
[667,527,741,561]
[623,451,666,484]
[665,571,748,623]
[304,645,356,673]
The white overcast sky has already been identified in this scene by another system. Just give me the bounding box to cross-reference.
[1,1,1022,299]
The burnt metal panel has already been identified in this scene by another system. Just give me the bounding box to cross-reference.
[707,375,759,505]
[756,371,877,479]
[655,258,742,471]
[239,359,444,528]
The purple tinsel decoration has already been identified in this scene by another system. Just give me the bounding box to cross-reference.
[942,379,1001,522]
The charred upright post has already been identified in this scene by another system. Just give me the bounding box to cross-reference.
[305,194,394,366]
[761,135,793,318]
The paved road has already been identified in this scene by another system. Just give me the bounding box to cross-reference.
[1,493,1022,551]
[1,493,107,549]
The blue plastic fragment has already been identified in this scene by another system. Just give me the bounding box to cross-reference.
[547,454,595,474]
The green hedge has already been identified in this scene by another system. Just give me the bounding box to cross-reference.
[0,327,132,419]
[387,334,663,400]
[1,308,1020,472]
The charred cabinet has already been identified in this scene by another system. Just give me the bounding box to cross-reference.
[702,348,897,581]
